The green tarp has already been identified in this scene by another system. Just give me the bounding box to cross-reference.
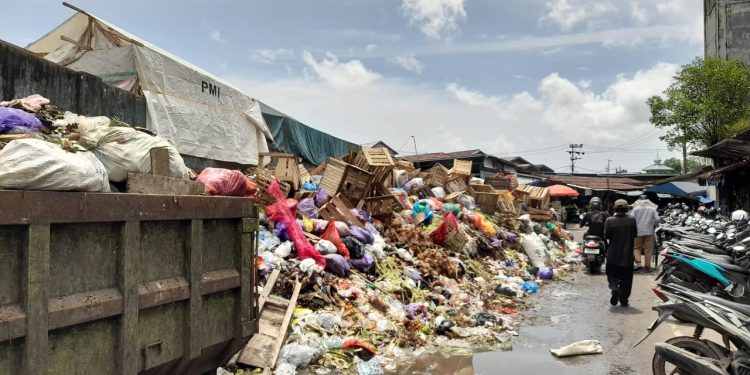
[260,102,360,165]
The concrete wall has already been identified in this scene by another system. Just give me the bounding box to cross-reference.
[705,0,750,65]
[0,39,147,126]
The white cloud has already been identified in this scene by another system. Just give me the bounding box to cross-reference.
[401,0,467,39]
[653,0,703,44]
[541,0,616,32]
[249,48,295,64]
[366,44,378,52]
[210,30,226,43]
[302,51,381,89]
[391,55,425,74]
[229,62,679,170]
[630,1,649,24]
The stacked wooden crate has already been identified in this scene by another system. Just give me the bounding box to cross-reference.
[471,184,500,214]
[444,176,469,194]
[354,147,395,195]
[247,167,291,204]
[320,158,373,204]
[449,159,472,180]
[485,174,510,191]
[515,185,550,209]
[423,163,449,187]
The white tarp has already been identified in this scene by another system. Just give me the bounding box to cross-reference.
[27,11,271,165]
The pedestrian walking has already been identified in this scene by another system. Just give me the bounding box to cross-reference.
[604,199,637,307]
[630,195,659,272]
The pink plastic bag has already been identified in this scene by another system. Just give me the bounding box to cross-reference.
[198,168,254,196]
[267,179,326,267]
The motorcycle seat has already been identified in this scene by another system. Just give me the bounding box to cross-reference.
[713,260,750,274]
[699,293,750,317]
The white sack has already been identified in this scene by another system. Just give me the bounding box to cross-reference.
[393,169,408,187]
[78,116,189,182]
[0,139,109,192]
[550,340,603,357]
[520,233,548,268]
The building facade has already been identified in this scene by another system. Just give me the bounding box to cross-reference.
[705,0,750,65]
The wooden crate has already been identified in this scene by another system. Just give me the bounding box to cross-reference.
[247,167,291,204]
[298,164,311,184]
[469,184,495,195]
[319,158,373,204]
[319,195,365,228]
[516,185,550,209]
[527,206,552,222]
[355,147,395,194]
[485,175,510,191]
[396,160,415,171]
[259,152,302,190]
[424,164,449,187]
[444,176,469,194]
[407,168,422,179]
[450,159,472,177]
[474,191,500,214]
[363,194,403,217]
[497,200,517,215]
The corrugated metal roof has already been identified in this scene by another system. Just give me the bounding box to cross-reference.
[547,175,643,191]
[692,138,750,160]
[399,149,485,162]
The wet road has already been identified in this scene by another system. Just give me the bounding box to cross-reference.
[398,271,717,375]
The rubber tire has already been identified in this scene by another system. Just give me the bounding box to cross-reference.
[652,336,724,375]
[666,281,711,323]
[589,259,599,274]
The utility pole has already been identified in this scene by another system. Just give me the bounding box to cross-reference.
[567,144,584,174]
[411,135,418,155]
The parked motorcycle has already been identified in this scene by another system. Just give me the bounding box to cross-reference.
[635,283,750,375]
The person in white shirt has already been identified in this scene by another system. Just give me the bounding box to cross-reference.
[630,195,659,272]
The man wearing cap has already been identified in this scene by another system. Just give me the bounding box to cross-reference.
[631,195,659,272]
[604,199,638,306]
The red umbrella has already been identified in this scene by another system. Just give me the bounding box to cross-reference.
[548,184,579,197]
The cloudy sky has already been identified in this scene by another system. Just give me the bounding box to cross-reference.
[2,0,703,172]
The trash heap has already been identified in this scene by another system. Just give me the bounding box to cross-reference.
[227,149,584,375]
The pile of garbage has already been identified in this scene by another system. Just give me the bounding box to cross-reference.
[225,150,584,374]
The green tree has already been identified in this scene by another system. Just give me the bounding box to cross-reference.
[663,157,704,174]
[647,57,750,173]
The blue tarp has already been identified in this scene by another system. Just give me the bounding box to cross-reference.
[260,102,360,165]
[646,181,707,198]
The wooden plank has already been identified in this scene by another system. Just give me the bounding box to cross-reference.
[149,148,170,176]
[269,281,301,367]
[258,269,280,310]
[23,224,50,374]
[0,134,32,141]
[126,173,205,195]
[118,221,140,375]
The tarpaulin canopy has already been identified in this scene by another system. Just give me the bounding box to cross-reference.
[26,4,271,165]
[645,181,706,198]
[547,184,579,197]
[260,102,360,165]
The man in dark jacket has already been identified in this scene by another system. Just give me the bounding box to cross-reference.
[604,199,638,306]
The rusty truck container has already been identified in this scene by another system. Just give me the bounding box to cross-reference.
[0,190,258,374]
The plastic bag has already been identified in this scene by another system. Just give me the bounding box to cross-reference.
[267,179,325,267]
[334,221,351,237]
[473,213,497,237]
[431,187,446,199]
[0,139,109,192]
[274,221,290,242]
[298,198,319,218]
[258,227,280,252]
[78,117,189,182]
[278,343,320,368]
[393,169,408,187]
[457,194,476,210]
[274,242,293,258]
[427,197,444,212]
[315,188,330,207]
[324,254,350,277]
[197,168,254,196]
[343,237,365,259]
[522,280,540,293]
[350,226,374,245]
[412,200,434,225]
[443,203,461,216]
[321,220,350,259]
[350,253,375,273]
[404,177,424,191]
[302,182,317,191]
[265,198,300,222]
[430,212,460,246]
[0,94,50,113]
[0,107,43,133]
[315,240,338,255]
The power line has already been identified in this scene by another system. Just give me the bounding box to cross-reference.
[567,144,584,174]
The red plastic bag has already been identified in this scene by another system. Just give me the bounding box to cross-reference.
[321,219,350,259]
[265,198,299,222]
[430,212,459,246]
[198,168,253,196]
[428,197,444,212]
[267,179,326,267]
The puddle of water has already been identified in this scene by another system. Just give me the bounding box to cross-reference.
[520,325,565,341]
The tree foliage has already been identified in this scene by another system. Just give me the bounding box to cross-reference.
[647,57,750,150]
[663,157,704,174]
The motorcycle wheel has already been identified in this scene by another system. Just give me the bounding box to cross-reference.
[588,259,599,274]
[652,336,724,375]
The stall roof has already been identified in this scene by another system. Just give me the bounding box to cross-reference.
[698,159,750,180]
[547,175,642,191]
[691,138,750,160]
[645,181,706,198]
[400,149,486,162]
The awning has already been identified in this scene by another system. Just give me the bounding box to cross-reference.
[691,138,750,160]
[698,159,750,180]
[699,196,715,204]
[645,181,706,198]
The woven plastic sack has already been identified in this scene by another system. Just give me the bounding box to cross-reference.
[0,107,43,133]
[430,212,459,246]
[197,168,254,196]
[0,139,109,192]
[267,179,325,266]
[321,220,350,259]
[78,116,189,182]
